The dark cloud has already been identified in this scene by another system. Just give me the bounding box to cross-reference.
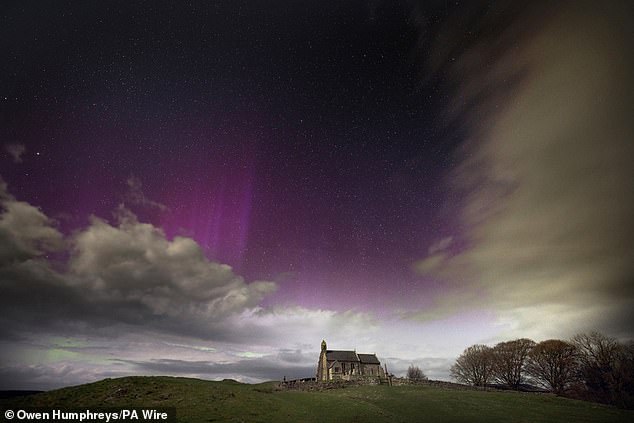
[277,349,308,364]
[119,357,314,382]
[0,362,132,391]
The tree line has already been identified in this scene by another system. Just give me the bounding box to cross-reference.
[450,332,634,409]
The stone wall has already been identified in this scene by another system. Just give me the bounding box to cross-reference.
[279,376,386,392]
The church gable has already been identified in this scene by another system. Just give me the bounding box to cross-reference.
[317,340,385,382]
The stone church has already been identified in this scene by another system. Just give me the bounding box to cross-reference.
[317,340,385,381]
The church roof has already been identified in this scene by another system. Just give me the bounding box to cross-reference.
[358,353,380,364]
[326,350,359,362]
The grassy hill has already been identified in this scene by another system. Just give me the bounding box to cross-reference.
[2,376,633,423]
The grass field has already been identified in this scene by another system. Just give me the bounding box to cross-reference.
[2,376,633,422]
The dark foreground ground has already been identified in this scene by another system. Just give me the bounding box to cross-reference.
[2,376,633,422]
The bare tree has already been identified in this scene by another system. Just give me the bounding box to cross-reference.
[407,365,427,381]
[616,341,634,409]
[451,344,494,387]
[573,332,620,371]
[572,332,634,408]
[526,339,578,394]
[491,338,535,389]
[572,332,620,403]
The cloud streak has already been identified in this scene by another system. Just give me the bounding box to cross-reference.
[125,176,168,212]
[413,0,634,340]
[4,143,26,163]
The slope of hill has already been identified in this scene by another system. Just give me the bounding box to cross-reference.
[1,376,632,423]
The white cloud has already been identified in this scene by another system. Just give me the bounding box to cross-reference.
[70,210,275,318]
[0,182,64,264]
[412,1,634,341]
[0,180,276,341]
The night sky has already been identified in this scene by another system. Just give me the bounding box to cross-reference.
[1,0,633,389]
